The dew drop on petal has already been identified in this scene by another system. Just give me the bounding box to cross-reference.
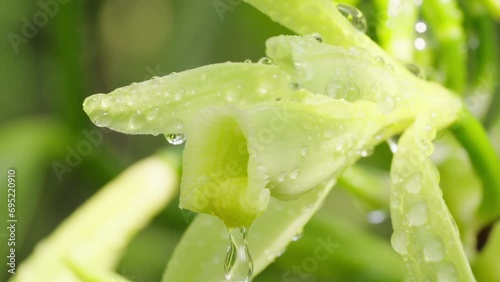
[391,231,408,255]
[290,168,300,180]
[300,146,309,157]
[405,63,426,79]
[424,238,445,262]
[258,57,273,65]
[438,263,458,282]
[405,173,422,194]
[311,32,323,43]
[336,3,367,33]
[408,202,428,226]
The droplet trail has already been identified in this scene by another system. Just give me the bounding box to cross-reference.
[225,227,253,282]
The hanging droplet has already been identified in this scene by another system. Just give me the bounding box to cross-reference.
[405,63,426,79]
[387,137,399,153]
[291,232,303,241]
[336,4,367,33]
[225,228,253,282]
[165,133,187,145]
[258,57,273,65]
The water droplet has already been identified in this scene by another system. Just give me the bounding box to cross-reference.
[423,238,445,262]
[276,247,287,257]
[387,138,399,153]
[336,4,367,33]
[324,129,335,139]
[300,146,309,157]
[129,111,145,130]
[311,33,323,43]
[100,96,115,108]
[346,83,361,102]
[291,232,303,241]
[244,59,252,63]
[372,56,386,66]
[165,133,187,145]
[379,96,396,114]
[258,57,272,64]
[225,227,253,282]
[367,210,386,224]
[359,148,373,157]
[278,171,287,183]
[146,107,160,121]
[405,173,422,194]
[408,202,427,226]
[405,63,426,79]
[391,231,408,255]
[438,263,457,282]
[326,80,347,99]
[290,168,300,180]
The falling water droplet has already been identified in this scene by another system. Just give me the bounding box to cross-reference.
[258,57,272,64]
[225,227,253,282]
[336,4,367,33]
[165,133,187,145]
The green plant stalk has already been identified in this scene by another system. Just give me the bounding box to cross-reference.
[53,0,86,132]
[452,109,500,223]
[338,165,389,209]
[421,0,467,93]
[374,0,418,62]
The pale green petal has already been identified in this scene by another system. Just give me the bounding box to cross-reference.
[11,153,179,282]
[390,113,476,281]
[163,181,334,282]
[83,63,294,136]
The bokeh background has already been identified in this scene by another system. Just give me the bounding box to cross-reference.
[1,0,500,281]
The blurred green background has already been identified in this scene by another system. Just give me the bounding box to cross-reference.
[1,0,500,281]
